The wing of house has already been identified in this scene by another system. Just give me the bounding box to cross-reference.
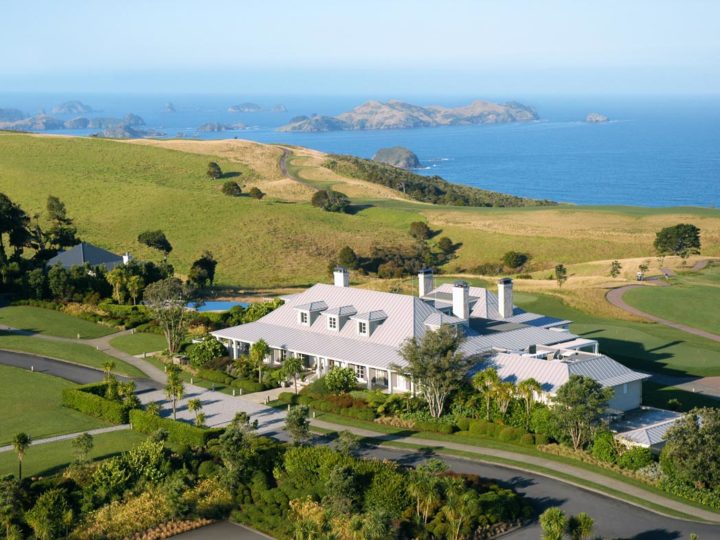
[46,242,128,271]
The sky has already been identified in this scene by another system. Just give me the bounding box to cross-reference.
[2,0,719,95]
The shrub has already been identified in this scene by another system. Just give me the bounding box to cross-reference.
[591,431,619,464]
[231,378,265,394]
[534,433,550,445]
[195,368,234,386]
[130,409,223,447]
[222,181,242,196]
[498,427,520,442]
[187,335,227,369]
[502,251,530,269]
[520,433,535,446]
[455,417,471,431]
[301,376,331,396]
[247,187,265,199]
[62,383,131,423]
[618,447,655,471]
[278,392,298,405]
[311,189,350,213]
[324,367,357,394]
[415,420,454,434]
[198,460,219,478]
[469,420,491,435]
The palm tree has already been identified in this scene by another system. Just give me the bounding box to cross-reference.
[440,477,479,540]
[106,267,127,304]
[494,381,515,421]
[187,398,203,425]
[282,356,305,394]
[472,367,500,420]
[12,433,31,480]
[164,364,185,420]
[102,360,115,380]
[568,512,594,540]
[539,507,568,540]
[517,378,542,430]
[126,274,144,306]
[250,339,270,384]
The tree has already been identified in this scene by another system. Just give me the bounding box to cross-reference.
[107,266,129,303]
[0,476,21,539]
[440,476,479,540]
[188,335,226,369]
[472,367,501,421]
[249,339,270,384]
[552,375,613,450]
[71,432,94,464]
[45,195,78,250]
[24,488,73,540]
[409,221,431,240]
[494,381,515,421]
[25,268,46,299]
[102,360,116,380]
[325,366,357,394]
[285,405,310,444]
[188,251,218,287]
[126,274,144,305]
[539,507,568,540]
[187,398,204,426]
[395,325,472,418]
[12,433,31,480]
[517,378,542,430]
[311,189,350,213]
[138,230,173,261]
[282,356,305,394]
[337,246,358,268]
[322,465,358,515]
[554,264,568,287]
[222,180,242,196]
[47,264,71,301]
[218,421,261,486]
[609,260,622,278]
[661,407,720,490]
[654,223,701,259]
[247,186,265,199]
[503,251,530,269]
[437,236,455,255]
[638,260,650,273]
[0,193,31,265]
[333,430,360,455]
[408,458,446,524]
[164,364,185,420]
[143,277,192,354]
[206,161,223,179]
[146,402,161,416]
[568,512,594,540]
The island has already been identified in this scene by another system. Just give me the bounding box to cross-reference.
[278,98,538,132]
[585,112,609,123]
[228,102,262,113]
[272,104,288,112]
[372,146,421,169]
[0,112,148,133]
[0,108,27,122]
[196,122,246,132]
[51,100,94,114]
[164,102,176,113]
[94,126,165,139]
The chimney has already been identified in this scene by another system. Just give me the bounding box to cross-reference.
[418,268,433,297]
[452,281,470,322]
[497,278,513,319]
[122,252,133,265]
[333,266,350,287]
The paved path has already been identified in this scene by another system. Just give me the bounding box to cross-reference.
[173,521,271,540]
[0,425,130,453]
[278,148,316,189]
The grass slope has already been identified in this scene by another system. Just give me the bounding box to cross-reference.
[623,265,720,335]
[0,306,115,339]
[0,364,108,445]
[0,334,146,377]
[1,133,719,287]
[110,332,166,355]
[0,430,146,478]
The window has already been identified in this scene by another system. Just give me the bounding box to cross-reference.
[280,349,287,360]
[354,364,366,380]
[299,311,308,324]
[328,316,337,330]
[358,321,367,335]
[623,383,628,394]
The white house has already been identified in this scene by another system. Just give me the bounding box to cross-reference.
[212,268,595,393]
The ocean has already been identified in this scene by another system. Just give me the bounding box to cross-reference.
[2,93,719,207]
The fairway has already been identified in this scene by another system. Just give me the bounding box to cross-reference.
[623,265,720,335]
[0,305,115,339]
[514,291,720,378]
[0,364,109,446]
[0,429,147,478]
[110,332,166,355]
[0,334,146,377]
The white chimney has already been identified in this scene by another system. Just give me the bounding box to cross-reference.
[452,281,470,322]
[418,268,433,297]
[498,278,513,319]
[122,252,133,265]
[333,266,350,287]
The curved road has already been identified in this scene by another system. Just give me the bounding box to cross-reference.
[3,350,719,538]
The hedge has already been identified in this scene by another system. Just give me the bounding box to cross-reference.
[129,409,224,447]
[415,420,455,434]
[231,379,265,394]
[278,392,298,405]
[62,382,130,423]
[195,368,234,386]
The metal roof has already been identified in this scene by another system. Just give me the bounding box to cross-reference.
[424,313,464,328]
[46,242,123,270]
[352,310,388,322]
[294,301,328,312]
[323,305,357,317]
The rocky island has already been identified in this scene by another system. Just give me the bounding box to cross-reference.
[196,122,246,132]
[164,102,176,113]
[0,108,27,122]
[585,112,609,123]
[272,104,288,112]
[279,98,538,132]
[51,100,94,114]
[373,146,420,169]
[228,102,262,113]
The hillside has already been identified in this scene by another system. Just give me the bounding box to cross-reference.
[279,99,538,132]
[1,132,719,289]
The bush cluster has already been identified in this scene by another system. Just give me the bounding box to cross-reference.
[466,420,538,445]
[129,409,223,447]
[62,382,132,423]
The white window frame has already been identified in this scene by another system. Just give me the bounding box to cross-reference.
[299,311,309,325]
[358,321,368,335]
[328,316,338,330]
[354,364,366,380]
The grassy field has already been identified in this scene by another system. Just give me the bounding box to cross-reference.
[514,291,720,378]
[2,133,720,288]
[110,332,166,355]
[624,264,720,334]
[0,334,146,377]
[0,306,115,339]
[0,364,109,445]
[0,430,146,478]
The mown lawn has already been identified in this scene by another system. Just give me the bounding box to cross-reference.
[623,265,720,335]
[110,332,167,355]
[0,364,109,446]
[514,291,720,378]
[0,334,146,378]
[0,306,115,339]
[0,430,146,478]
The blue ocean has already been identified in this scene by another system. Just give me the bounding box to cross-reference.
[2,93,719,207]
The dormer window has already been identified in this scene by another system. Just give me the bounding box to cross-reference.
[328,316,338,330]
[358,321,368,335]
[294,300,327,326]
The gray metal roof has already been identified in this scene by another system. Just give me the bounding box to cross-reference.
[424,313,464,328]
[352,310,388,322]
[294,301,328,312]
[46,242,123,270]
[323,305,357,317]
[615,419,680,447]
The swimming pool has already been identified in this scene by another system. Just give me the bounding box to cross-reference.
[187,301,249,312]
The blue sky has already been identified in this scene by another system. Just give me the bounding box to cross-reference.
[2,0,719,94]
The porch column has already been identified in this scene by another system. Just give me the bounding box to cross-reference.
[387,369,393,394]
[232,340,239,360]
[366,368,372,390]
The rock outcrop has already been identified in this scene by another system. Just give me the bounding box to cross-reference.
[372,147,421,169]
[585,112,609,123]
[228,103,262,113]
